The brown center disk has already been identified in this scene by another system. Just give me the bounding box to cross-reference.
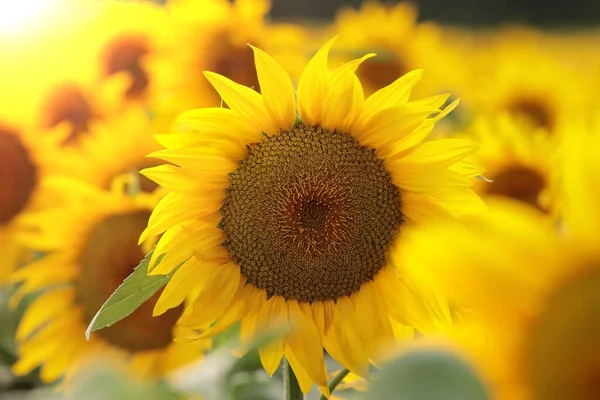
[526,267,600,400]
[210,33,259,93]
[358,52,407,92]
[221,125,403,302]
[507,97,555,131]
[0,129,38,225]
[43,83,94,145]
[103,35,150,99]
[77,211,182,352]
[487,166,546,210]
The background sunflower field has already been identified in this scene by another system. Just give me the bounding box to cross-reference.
[1,1,599,399]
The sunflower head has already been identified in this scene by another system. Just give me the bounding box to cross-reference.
[330,2,457,97]
[464,114,557,214]
[142,37,483,393]
[11,177,206,383]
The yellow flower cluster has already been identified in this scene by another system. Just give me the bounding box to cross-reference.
[0,0,598,398]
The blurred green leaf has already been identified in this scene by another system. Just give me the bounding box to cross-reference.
[58,362,179,400]
[85,251,180,339]
[170,326,290,400]
[362,348,490,400]
[213,321,241,349]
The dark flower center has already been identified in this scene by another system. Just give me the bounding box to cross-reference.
[358,51,407,92]
[43,83,94,145]
[210,33,259,93]
[77,211,181,352]
[507,97,555,131]
[0,129,37,225]
[103,35,150,99]
[487,166,546,211]
[221,125,403,302]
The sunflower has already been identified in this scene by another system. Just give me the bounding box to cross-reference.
[141,37,484,394]
[329,1,460,98]
[464,114,557,214]
[43,89,162,191]
[0,116,63,282]
[153,0,308,114]
[85,0,169,103]
[397,124,600,400]
[10,177,207,384]
[454,31,584,132]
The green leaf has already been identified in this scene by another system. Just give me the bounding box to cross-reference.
[362,348,490,400]
[85,250,179,339]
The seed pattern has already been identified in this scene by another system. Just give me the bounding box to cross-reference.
[221,125,403,302]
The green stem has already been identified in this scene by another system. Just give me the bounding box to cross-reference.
[283,358,303,400]
[319,368,350,400]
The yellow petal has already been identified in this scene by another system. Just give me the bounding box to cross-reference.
[16,288,74,342]
[141,194,221,242]
[154,258,209,316]
[355,105,438,150]
[249,44,296,130]
[297,37,337,126]
[336,53,377,73]
[179,263,240,327]
[286,300,328,386]
[203,71,277,135]
[388,139,479,170]
[176,107,261,143]
[359,69,423,122]
[257,296,287,375]
[285,348,318,394]
[322,68,364,133]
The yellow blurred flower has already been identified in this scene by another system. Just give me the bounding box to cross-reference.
[10,177,207,384]
[153,0,307,115]
[463,114,557,214]
[0,114,70,281]
[454,30,584,132]
[397,126,600,400]
[85,0,170,104]
[330,1,460,98]
[141,37,483,394]
[42,82,162,190]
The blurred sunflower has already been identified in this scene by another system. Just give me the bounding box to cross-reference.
[44,91,162,190]
[142,38,484,393]
[398,125,600,400]
[455,34,583,132]
[330,1,459,98]
[87,0,170,103]
[154,0,307,114]
[0,122,40,282]
[465,114,557,213]
[0,115,68,282]
[10,177,207,384]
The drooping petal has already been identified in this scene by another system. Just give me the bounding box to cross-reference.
[178,263,240,328]
[286,300,328,387]
[257,296,287,376]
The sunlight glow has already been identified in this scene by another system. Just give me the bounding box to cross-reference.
[0,0,57,35]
